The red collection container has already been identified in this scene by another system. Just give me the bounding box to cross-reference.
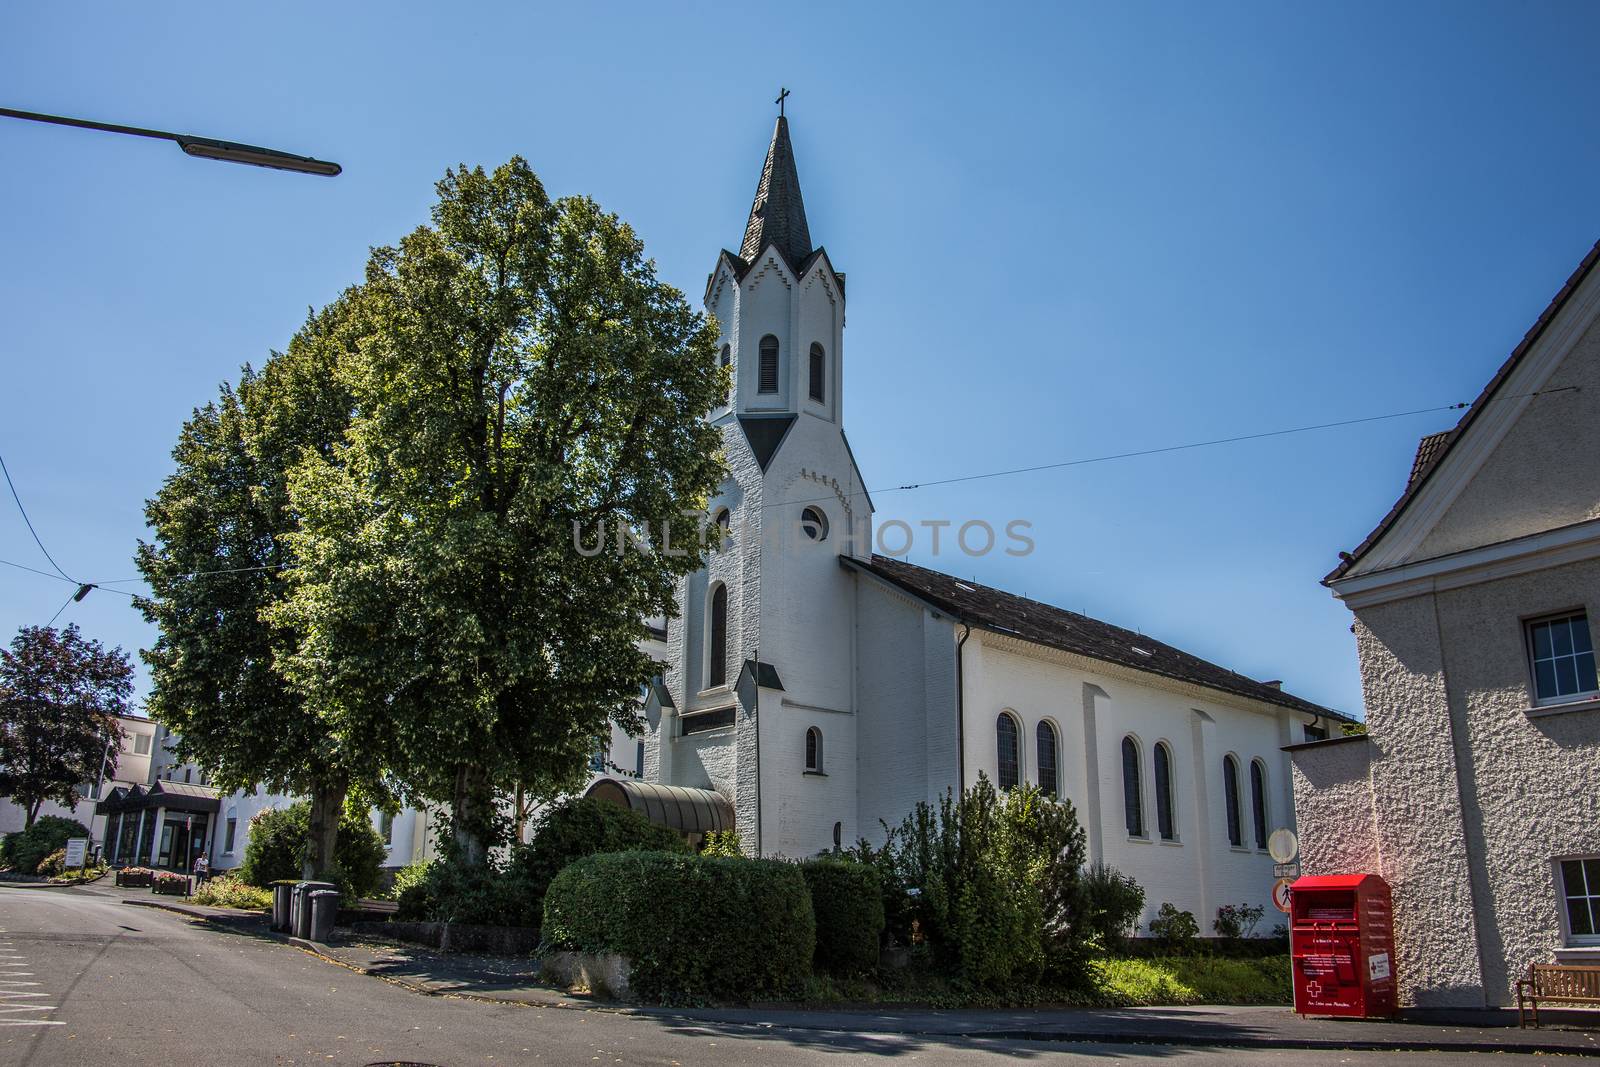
[1289,873,1397,1018]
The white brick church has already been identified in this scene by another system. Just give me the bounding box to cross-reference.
[602,112,1353,930]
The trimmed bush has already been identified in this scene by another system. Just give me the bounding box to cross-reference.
[801,859,884,977]
[238,801,386,898]
[510,796,690,912]
[192,875,272,910]
[543,850,815,1002]
[1149,903,1200,952]
[1,816,90,875]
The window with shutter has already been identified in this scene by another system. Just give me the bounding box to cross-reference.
[758,335,779,394]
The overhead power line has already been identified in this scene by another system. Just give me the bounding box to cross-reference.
[0,452,74,581]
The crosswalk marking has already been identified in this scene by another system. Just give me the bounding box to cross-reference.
[0,931,63,1026]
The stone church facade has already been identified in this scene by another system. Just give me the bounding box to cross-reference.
[623,114,1348,930]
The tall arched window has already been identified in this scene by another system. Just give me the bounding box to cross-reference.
[1154,742,1176,841]
[809,342,826,402]
[713,508,731,551]
[996,713,1020,791]
[1036,721,1059,799]
[1122,736,1144,837]
[805,726,823,772]
[1250,760,1269,850]
[720,343,732,402]
[1223,755,1243,847]
[708,583,728,688]
[758,335,780,394]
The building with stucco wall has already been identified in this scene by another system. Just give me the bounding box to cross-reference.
[1293,237,1600,1008]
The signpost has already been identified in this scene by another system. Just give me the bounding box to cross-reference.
[64,837,89,870]
[1269,828,1299,912]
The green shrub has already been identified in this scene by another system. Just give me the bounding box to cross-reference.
[397,859,537,926]
[851,775,1088,989]
[192,875,273,910]
[1092,954,1290,1006]
[1148,903,1200,951]
[388,859,432,901]
[1,816,90,875]
[49,863,107,885]
[801,859,884,977]
[511,796,690,912]
[37,848,68,877]
[699,829,742,857]
[1076,863,1146,951]
[1213,902,1265,940]
[237,801,386,898]
[543,850,815,1002]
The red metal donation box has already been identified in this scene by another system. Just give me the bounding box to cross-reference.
[1289,873,1397,1018]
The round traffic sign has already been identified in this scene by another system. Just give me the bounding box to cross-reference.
[1272,877,1293,913]
[1267,827,1299,864]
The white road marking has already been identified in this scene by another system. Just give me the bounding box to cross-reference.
[0,935,63,1026]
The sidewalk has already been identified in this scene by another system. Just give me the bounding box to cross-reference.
[118,891,1600,1057]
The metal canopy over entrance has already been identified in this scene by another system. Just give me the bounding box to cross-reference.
[584,778,734,837]
[96,781,221,871]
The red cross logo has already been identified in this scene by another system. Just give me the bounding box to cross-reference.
[1306,980,1323,999]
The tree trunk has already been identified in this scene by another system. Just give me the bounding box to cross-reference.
[451,762,494,868]
[304,780,347,881]
[24,799,41,830]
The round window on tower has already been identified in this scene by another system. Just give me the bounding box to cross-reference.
[800,506,829,542]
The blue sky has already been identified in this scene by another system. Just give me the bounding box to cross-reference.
[4,1,1600,716]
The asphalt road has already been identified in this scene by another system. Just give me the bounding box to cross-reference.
[0,885,1566,1066]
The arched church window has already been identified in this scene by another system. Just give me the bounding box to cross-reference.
[833,821,842,849]
[713,508,731,550]
[1154,741,1176,841]
[758,335,780,394]
[1223,755,1243,847]
[800,506,828,541]
[1122,735,1144,837]
[996,713,1020,790]
[708,583,728,688]
[1036,720,1059,798]
[1250,759,1269,850]
[720,343,732,402]
[809,342,825,402]
[805,726,823,772]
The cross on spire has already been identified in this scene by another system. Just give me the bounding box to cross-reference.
[775,87,790,117]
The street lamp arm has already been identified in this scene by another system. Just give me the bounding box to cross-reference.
[0,107,341,176]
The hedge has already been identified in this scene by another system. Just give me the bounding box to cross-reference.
[1,816,90,875]
[542,851,815,1002]
[801,859,884,977]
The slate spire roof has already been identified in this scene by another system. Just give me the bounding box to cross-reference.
[739,116,812,267]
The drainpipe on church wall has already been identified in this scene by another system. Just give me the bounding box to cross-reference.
[956,623,971,790]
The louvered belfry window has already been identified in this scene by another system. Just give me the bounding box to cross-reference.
[758,335,780,394]
[809,342,825,402]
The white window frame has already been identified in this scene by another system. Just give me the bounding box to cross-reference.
[1558,856,1600,947]
[1526,610,1598,708]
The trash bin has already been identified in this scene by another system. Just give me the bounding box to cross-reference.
[293,880,337,939]
[308,889,340,943]
[271,880,297,932]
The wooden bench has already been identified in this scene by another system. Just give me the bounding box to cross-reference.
[1517,963,1600,1028]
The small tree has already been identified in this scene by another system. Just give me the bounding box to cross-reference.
[238,800,387,897]
[1149,903,1201,952]
[1076,863,1146,952]
[0,625,129,827]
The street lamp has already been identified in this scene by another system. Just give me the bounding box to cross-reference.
[0,107,341,176]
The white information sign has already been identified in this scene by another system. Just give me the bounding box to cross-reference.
[64,837,89,868]
[1368,952,1391,981]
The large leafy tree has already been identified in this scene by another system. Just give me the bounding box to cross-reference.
[273,158,727,865]
[0,625,130,827]
[136,299,381,878]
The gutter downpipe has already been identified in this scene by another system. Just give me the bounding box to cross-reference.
[956,623,971,790]
[752,647,763,857]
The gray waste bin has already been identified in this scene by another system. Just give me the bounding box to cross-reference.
[271,881,296,931]
[292,880,337,938]
[308,889,340,943]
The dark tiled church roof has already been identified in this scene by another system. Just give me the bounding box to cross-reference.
[739,116,812,267]
[849,554,1349,722]
[1406,431,1452,489]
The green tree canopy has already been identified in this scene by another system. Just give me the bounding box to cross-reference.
[0,625,130,827]
[272,157,728,864]
[136,298,381,877]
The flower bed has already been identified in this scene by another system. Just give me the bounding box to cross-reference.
[116,867,154,888]
[151,871,190,896]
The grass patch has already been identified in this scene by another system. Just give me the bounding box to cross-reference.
[791,955,1289,1010]
[1092,955,1290,1006]
[191,875,273,911]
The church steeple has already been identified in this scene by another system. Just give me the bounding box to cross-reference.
[739,114,812,267]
